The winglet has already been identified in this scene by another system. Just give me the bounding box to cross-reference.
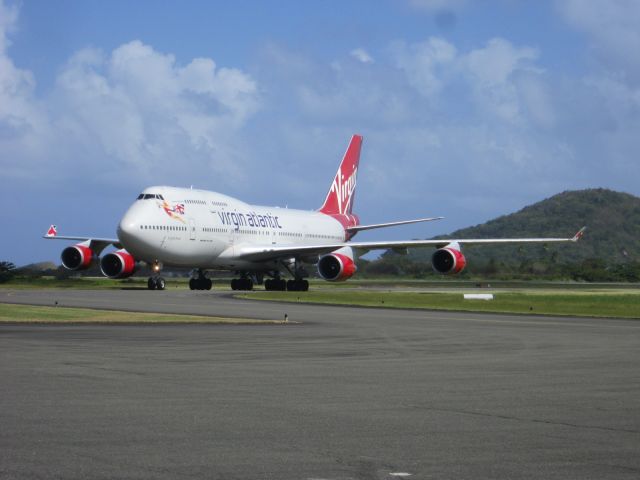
[45,225,58,237]
[571,226,587,242]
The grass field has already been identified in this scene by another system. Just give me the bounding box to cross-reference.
[238,289,640,319]
[0,276,162,289]
[0,303,280,324]
[2,277,639,319]
[3,276,639,290]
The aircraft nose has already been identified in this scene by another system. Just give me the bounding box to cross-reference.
[117,209,140,245]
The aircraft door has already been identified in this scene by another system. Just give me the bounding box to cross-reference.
[189,218,196,240]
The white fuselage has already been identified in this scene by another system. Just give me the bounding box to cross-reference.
[117,186,346,270]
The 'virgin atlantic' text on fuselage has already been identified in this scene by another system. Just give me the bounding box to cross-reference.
[217,211,283,231]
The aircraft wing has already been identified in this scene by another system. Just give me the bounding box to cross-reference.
[42,225,122,254]
[235,227,586,262]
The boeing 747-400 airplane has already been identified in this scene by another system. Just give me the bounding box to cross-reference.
[44,135,585,291]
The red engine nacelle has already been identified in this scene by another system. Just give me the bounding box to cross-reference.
[432,246,467,274]
[60,244,94,270]
[317,253,357,281]
[100,250,137,279]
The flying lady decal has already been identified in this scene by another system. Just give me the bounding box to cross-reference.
[159,201,186,223]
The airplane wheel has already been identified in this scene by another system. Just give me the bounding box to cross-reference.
[147,278,157,290]
[205,278,213,290]
[157,278,166,290]
[231,279,238,290]
[278,279,287,291]
[265,279,272,291]
[301,280,309,291]
[189,279,196,290]
[286,280,296,291]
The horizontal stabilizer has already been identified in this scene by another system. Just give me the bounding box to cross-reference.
[42,225,122,253]
[346,217,444,233]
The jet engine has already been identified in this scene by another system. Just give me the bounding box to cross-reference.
[100,249,137,279]
[431,244,467,274]
[60,244,94,270]
[317,252,357,281]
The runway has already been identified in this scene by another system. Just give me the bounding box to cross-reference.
[1,289,639,479]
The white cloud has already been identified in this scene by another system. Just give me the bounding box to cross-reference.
[0,0,17,52]
[0,0,51,178]
[464,38,538,87]
[555,0,640,189]
[391,37,457,97]
[390,36,552,125]
[1,25,260,187]
[350,48,374,64]
[463,38,543,124]
[559,0,640,84]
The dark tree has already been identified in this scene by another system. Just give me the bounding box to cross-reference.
[0,261,16,283]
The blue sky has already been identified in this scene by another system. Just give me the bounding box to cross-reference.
[2,0,640,266]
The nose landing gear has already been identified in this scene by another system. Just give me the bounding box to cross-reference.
[147,260,166,290]
[147,276,166,290]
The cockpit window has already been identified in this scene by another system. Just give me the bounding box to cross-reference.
[138,193,165,200]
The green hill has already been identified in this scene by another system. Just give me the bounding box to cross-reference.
[367,189,640,280]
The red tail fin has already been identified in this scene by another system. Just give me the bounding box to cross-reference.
[319,135,362,215]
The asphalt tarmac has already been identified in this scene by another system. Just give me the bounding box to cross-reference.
[1,288,639,479]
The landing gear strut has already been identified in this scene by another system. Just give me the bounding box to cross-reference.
[148,260,166,290]
[189,269,212,290]
[276,259,310,292]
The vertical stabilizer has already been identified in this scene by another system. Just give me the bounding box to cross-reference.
[319,135,362,215]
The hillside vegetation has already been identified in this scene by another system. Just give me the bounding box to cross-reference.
[362,189,640,281]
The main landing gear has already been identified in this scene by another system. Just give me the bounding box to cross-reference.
[189,270,212,290]
[286,279,309,291]
[264,272,308,291]
[229,262,310,292]
[232,277,308,291]
[230,278,253,291]
[278,258,309,291]
[148,260,166,290]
